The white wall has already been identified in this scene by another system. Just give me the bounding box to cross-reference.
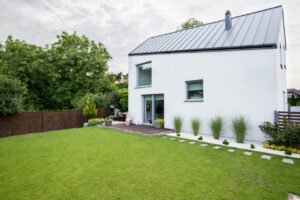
[128,48,286,142]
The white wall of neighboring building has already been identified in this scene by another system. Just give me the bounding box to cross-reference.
[128,48,286,142]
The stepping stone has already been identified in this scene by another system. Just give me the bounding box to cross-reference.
[228,149,236,152]
[243,151,253,156]
[162,136,167,139]
[261,155,272,160]
[213,146,221,149]
[288,193,300,200]
[200,143,208,147]
[179,139,186,143]
[282,158,294,164]
[189,141,196,144]
[169,138,175,140]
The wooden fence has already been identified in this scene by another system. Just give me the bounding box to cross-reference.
[277,111,300,126]
[0,109,112,137]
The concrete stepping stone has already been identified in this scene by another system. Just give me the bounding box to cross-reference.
[162,136,167,139]
[189,141,196,144]
[282,158,294,164]
[243,151,253,156]
[169,138,175,140]
[200,143,208,147]
[261,155,271,160]
[179,139,186,143]
[288,193,300,200]
[228,149,236,152]
[213,146,221,149]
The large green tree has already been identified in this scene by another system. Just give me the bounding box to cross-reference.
[0,32,116,111]
[177,18,203,30]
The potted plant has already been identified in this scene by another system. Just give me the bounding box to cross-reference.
[154,119,164,128]
[104,118,112,126]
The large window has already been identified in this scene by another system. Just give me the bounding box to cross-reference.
[137,62,152,87]
[186,80,203,101]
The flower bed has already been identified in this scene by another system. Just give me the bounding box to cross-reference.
[263,141,300,154]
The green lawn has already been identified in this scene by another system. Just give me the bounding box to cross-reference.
[0,127,299,200]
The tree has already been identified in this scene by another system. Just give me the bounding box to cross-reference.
[118,88,128,111]
[0,32,116,111]
[177,18,203,30]
[0,75,27,115]
[83,94,98,120]
[289,94,297,106]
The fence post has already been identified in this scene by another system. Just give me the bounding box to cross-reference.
[274,110,278,123]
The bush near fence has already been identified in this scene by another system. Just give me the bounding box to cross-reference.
[0,109,112,137]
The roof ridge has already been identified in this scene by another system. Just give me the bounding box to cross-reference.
[148,5,282,40]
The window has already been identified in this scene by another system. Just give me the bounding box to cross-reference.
[186,80,203,101]
[137,62,152,87]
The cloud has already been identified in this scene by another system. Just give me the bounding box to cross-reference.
[1,0,300,88]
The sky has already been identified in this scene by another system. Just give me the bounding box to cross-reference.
[1,0,300,88]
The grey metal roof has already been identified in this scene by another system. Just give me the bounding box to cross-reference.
[129,6,285,56]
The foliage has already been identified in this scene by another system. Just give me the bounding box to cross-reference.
[113,72,128,89]
[108,91,120,109]
[259,121,300,147]
[250,144,255,149]
[198,136,203,140]
[210,116,223,139]
[155,119,165,126]
[288,94,297,106]
[87,121,102,126]
[232,116,249,143]
[177,18,203,30]
[88,118,105,123]
[173,116,183,133]
[83,94,98,120]
[0,33,115,111]
[222,140,229,145]
[0,75,27,115]
[285,148,292,155]
[191,118,201,136]
[73,93,110,110]
[118,88,128,111]
[263,141,300,154]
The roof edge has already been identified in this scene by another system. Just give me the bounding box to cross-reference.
[128,44,277,56]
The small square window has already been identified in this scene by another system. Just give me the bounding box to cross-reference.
[186,80,203,101]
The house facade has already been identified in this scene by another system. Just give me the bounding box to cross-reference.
[128,6,287,142]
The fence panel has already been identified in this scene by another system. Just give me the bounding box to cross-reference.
[278,111,300,126]
[0,109,112,137]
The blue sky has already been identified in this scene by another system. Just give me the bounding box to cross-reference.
[1,0,299,88]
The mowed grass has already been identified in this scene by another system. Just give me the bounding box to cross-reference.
[0,127,299,200]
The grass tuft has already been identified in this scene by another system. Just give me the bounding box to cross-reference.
[232,116,249,143]
[173,116,183,134]
[210,116,223,139]
[191,118,201,136]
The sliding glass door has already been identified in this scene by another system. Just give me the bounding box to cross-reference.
[143,94,164,124]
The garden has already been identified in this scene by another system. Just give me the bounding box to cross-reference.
[0,127,299,199]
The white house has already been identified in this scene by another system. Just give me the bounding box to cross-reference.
[128,6,287,142]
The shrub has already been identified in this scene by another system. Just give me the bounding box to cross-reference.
[259,121,300,147]
[118,88,128,111]
[87,121,102,126]
[83,94,98,120]
[198,136,203,140]
[73,93,110,110]
[285,148,292,155]
[173,116,183,134]
[191,118,201,136]
[222,140,229,145]
[210,116,223,139]
[0,75,26,115]
[155,119,165,126]
[232,116,249,143]
[88,118,104,123]
[250,144,255,149]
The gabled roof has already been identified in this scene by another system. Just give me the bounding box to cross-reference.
[129,6,285,56]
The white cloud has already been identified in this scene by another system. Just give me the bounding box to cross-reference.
[1,0,300,88]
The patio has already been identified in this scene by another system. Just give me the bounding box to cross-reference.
[109,122,172,136]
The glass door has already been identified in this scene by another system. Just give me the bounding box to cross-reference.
[144,95,153,124]
[143,94,164,124]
